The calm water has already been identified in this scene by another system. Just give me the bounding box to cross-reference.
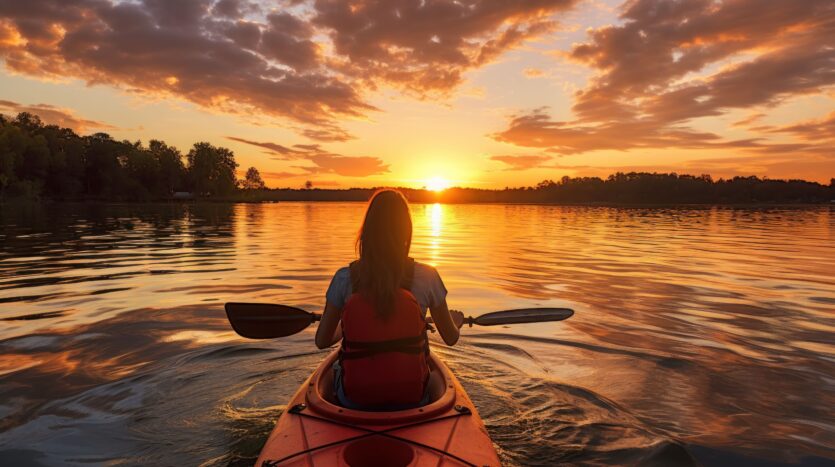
[0,202,833,466]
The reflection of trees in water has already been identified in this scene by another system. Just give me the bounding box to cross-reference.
[0,203,238,306]
[1,202,237,253]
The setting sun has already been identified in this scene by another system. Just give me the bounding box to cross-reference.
[426,177,450,192]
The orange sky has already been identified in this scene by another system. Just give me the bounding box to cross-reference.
[0,0,833,188]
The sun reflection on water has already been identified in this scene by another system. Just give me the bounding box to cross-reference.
[428,203,444,265]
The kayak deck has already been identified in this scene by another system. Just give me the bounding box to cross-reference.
[256,350,501,466]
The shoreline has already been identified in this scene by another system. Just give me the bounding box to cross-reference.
[2,198,832,209]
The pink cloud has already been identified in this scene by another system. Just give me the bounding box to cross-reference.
[226,135,389,177]
[0,100,116,133]
[490,154,553,170]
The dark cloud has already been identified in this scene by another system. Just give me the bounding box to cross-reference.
[567,0,835,123]
[258,12,319,70]
[312,0,579,94]
[298,125,355,142]
[0,0,370,136]
[226,135,389,177]
[494,0,835,167]
[259,170,306,179]
[490,154,553,170]
[212,0,258,18]
[765,112,835,142]
[0,0,580,138]
[493,108,754,155]
[301,153,390,177]
[0,99,116,133]
[226,136,296,155]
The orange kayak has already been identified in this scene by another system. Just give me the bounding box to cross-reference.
[256,350,501,466]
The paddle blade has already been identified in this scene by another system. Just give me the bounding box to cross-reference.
[473,308,574,326]
[225,303,316,339]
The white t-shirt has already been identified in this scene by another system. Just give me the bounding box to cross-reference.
[325,261,448,313]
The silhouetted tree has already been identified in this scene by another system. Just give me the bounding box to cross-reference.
[304,180,313,190]
[242,166,266,190]
[149,140,185,195]
[187,142,238,196]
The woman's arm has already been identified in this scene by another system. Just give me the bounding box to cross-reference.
[429,299,464,346]
[315,301,344,349]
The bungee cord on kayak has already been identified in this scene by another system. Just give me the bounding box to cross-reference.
[260,403,478,467]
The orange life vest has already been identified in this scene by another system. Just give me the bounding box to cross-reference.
[339,258,430,407]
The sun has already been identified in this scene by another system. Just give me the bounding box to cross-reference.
[425,176,450,192]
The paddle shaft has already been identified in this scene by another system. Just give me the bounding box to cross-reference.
[225,302,573,339]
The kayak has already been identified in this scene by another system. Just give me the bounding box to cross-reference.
[256,350,501,466]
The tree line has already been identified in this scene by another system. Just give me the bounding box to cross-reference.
[241,173,834,204]
[1,111,832,204]
[0,112,266,200]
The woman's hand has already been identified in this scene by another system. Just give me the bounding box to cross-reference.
[429,301,461,346]
[450,309,465,329]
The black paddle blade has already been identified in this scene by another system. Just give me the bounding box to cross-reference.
[473,308,574,326]
[225,303,316,339]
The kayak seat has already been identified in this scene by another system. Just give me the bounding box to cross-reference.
[318,355,447,410]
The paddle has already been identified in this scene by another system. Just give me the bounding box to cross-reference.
[225,302,573,339]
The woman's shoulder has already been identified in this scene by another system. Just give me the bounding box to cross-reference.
[332,266,351,282]
[412,261,443,282]
[413,260,438,273]
[411,261,447,301]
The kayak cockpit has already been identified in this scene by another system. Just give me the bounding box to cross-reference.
[307,351,457,424]
[256,350,502,466]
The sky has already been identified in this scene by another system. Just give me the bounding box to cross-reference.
[0,0,833,189]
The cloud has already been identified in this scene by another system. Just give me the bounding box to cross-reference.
[259,170,304,179]
[301,153,390,177]
[493,0,835,166]
[732,113,766,128]
[490,154,552,170]
[0,0,582,139]
[522,68,545,78]
[0,100,116,133]
[493,108,757,154]
[0,0,370,136]
[226,136,296,155]
[765,112,835,142]
[226,135,389,177]
[298,125,355,143]
[567,0,835,123]
[312,0,580,95]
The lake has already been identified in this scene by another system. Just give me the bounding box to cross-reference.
[0,202,833,466]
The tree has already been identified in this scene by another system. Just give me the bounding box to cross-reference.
[304,180,313,190]
[149,140,185,195]
[242,167,266,190]
[187,142,238,196]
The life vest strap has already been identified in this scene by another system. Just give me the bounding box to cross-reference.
[343,335,425,350]
[341,334,427,360]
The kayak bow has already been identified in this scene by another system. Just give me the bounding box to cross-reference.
[256,350,501,466]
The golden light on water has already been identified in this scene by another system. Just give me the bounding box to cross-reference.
[430,202,443,237]
[429,202,444,265]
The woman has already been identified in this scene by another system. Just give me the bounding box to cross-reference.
[315,189,464,410]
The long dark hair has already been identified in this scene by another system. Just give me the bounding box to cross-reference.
[356,189,412,319]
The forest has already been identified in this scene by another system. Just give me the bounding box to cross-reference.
[1,112,833,204]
